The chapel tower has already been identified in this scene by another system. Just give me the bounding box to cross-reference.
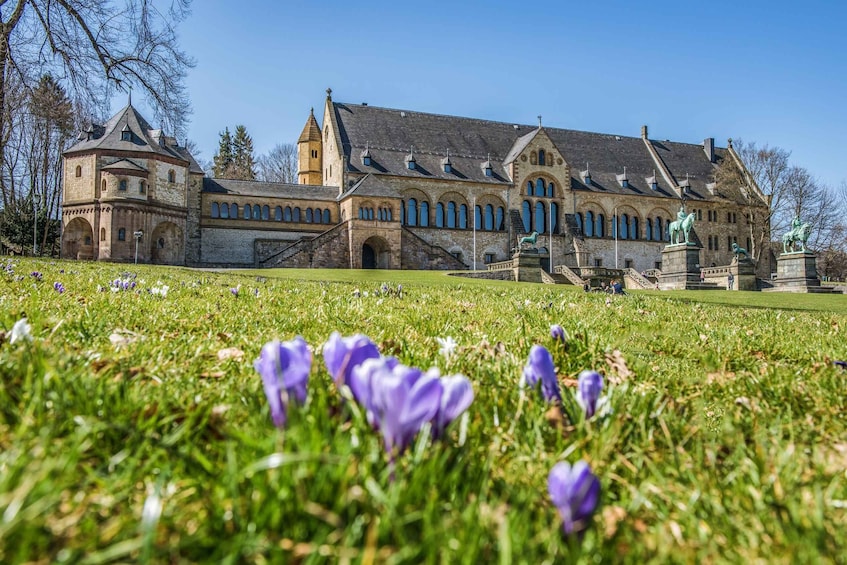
[297,108,323,185]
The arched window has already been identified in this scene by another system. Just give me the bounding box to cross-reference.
[401,200,406,224]
[596,214,605,237]
[101,179,106,192]
[100,228,106,241]
[535,178,545,197]
[253,204,261,219]
[530,151,537,165]
[220,203,229,218]
[119,179,127,191]
[646,218,653,241]
[548,182,555,198]
[664,219,671,241]
[522,200,532,233]
[576,213,583,234]
[323,209,331,223]
[534,201,546,233]
[315,208,323,223]
[459,204,468,229]
[139,180,145,194]
[612,215,617,239]
[436,203,445,227]
[653,218,662,241]
[526,180,533,196]
[305,208,313,223]
[447,202,457,228]
[168,169,175,183]
[75,165,82,177]
[211,202,220,218]
[243,204,252,219]
[385,208,392,221]
[585,211,594,237]
[359,207,364,220]
[230,203,238,219]
[407,199,418,227]
[118,228,126,241]
[538,149,546,166]
[275,206,282,221]
[293,207,302,222]
[630,216,638,240]
[485,204,494,231]
[496,207,505,231]
[284,207,292,222]
[419,202,429,226]
[551,202,559,233]
[475,205,482,229]
[620,214,628,239]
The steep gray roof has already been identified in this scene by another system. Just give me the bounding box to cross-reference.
[331,101,730,201]
[337,174,397,201]
[203,178,339,201]
[102,158,148,172]
[65,103,204,174]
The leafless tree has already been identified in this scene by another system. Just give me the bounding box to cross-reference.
[257,143,297,184]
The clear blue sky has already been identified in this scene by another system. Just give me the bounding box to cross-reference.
[122,0,847,187]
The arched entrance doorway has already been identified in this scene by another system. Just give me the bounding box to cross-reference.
[62,217,94,260]
[361,236,390,269]
[150,221,184,265]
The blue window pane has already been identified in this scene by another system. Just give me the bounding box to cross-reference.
[306,208,313,223]
[630,217,638,240]
[596,214,605,237]
[253,205,260,219]
[485,204,494,231]
[275,206,282,221]
[459,204,468,229]
[293,208,301,222]
[447,202,456,228]
[323,209,331,223]
[534,201,545,233]
[548,182,555,198]
[646,218,653,241]
[538,149,546,166]
[620,214,628,239]
[436,203,444,227]
[211,202,219,218]
[284,207,292,222]
[408,199,417,227]
[585,211,593,237]
[244,205,251,219]
[551,202,558,233]
[535,178,544,197]
[475,205,482,229]
[231,203,238,219]
[262,205,269,220]
[522,200,532,233]
[526,180,533,195]
[401,200,406,224]
[420,202,429,226]
[496,207,504,231]
[220,204,229,218]
[576,212,583,234]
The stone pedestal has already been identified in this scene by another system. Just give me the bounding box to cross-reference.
[767,252,830,293]
[728,257,757,291]
[512,251,543,283]
[658,244,701,290]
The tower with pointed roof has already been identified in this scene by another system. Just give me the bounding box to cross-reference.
[61,98,204,264]
[297,108,322,185]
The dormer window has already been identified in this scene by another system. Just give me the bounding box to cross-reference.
[581,163,591,186]
[442,150,452,174]
[482,154,493,177]
[645,174,658,191]
[121,123,132,141]
[405,146,416,170]
[361,143,372,167]
[680,178,691,193]
[616,171,629,189]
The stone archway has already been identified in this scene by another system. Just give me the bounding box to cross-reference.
[62,217,94,260]
[150,221,184,265]
[362,235,390,269]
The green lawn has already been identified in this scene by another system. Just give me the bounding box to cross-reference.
[2,259,846,563]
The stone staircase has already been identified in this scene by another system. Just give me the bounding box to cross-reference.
[553,264,587,286]
[541,271,570,285]
[623,268,655,290]
[259,222,348,268]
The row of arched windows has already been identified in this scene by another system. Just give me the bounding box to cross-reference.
[521,200,560,233]
[401,199,506,231]
[358,207,394,221]
[525,178,556,198]
[210,202,332,224]
[575,212,672,241]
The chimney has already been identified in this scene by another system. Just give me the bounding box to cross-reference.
[704,137,715,163]
[641,125,648,139]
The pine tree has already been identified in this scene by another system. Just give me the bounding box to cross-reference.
[232,125,256,180]
[212,128,234,178]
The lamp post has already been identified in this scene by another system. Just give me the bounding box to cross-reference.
[133,230,143,264]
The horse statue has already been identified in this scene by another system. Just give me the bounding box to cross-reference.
[668,213,695,245]
[731,242,748,261]
[782,222,812,253]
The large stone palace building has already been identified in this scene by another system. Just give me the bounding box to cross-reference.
[61,89,770,276]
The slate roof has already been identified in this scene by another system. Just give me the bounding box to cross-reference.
[337,174,397,200]
[203,178,339,201]
[331,101,740,202]
[65,103,204,174]
[101,158,148,172]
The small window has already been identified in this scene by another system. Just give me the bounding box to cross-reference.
[484,253,495,264]
[75,165,82,177]
[119,179,127,191]
[594,258,602,267]
[158,238,165,249]
[311,149,318,159]
[230,203,238,219]
[284,207,292,222]
[484,166,492,177]
[101,179,106,192]
[168,169,176,183]
[211,202,220,218]
[139,180,145,194]
[244,205,252,219]
[408,160,416,170]
[262,205,270,220]
[275,206,282,221]
[306,208,313,223]
[293,207,301,222]
[118,228,126,241]
[253,204,261,219]
[121,131,132,142]
[323,209,331,223]
[363,156,371,166]
[100,228,106,241]
[220,203,229,219]
[444,163,452,174]
[538,149,546,166]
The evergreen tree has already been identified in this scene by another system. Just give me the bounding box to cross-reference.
[232,125,256,180]
[212,128,234,178]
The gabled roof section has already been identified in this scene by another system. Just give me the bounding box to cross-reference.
[337,173,397,200]
[64,103,194,166]
[101,158,148,172]
[298,108,322,143]
[203,178,339,201]
[503,128,541,165]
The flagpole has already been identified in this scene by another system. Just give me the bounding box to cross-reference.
[473,196,477,270]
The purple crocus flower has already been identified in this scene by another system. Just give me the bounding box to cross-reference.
[323,332,381,389]
[30,271,42,281]
[548,460,601,535]
[432,372,474,439]
[366,361,442,455]
[550,324,566,343]
[522,345,562,403]
[577,370,604,419]
[230,285,240,297]
[53,282,65,293]
[835,360,847,370]
[254,336,312,428]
